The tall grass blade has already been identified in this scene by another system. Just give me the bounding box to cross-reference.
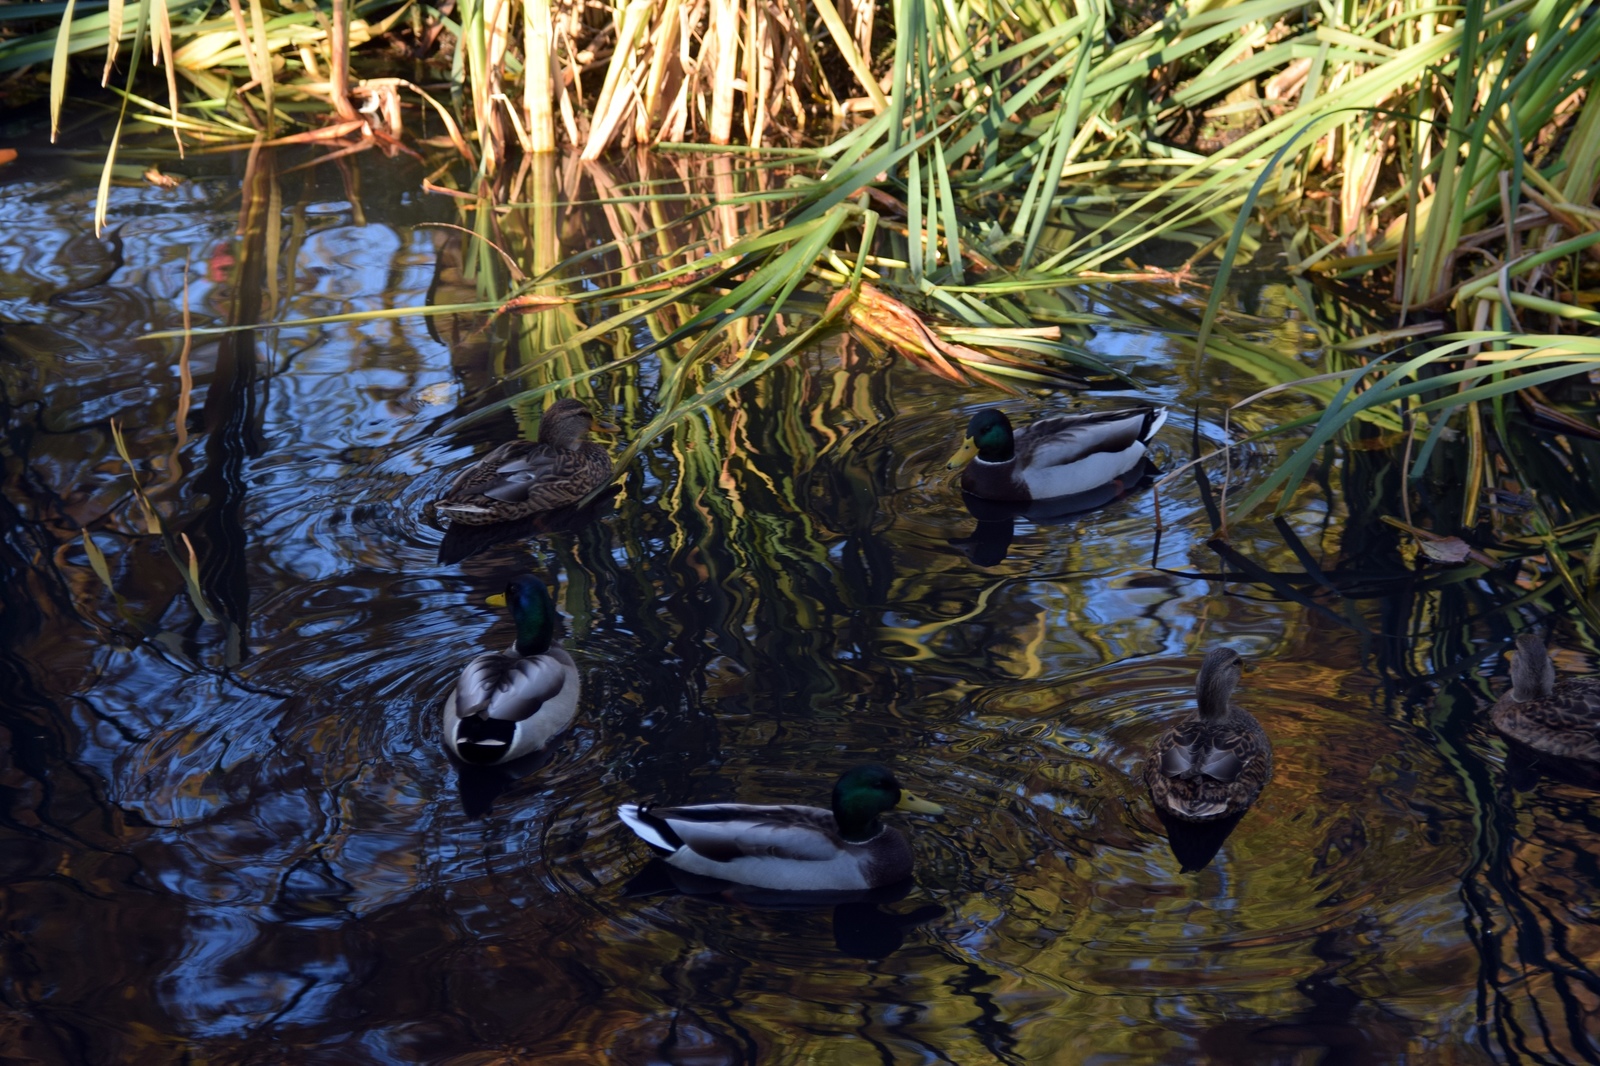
[49,0,78,142]
[149,0,181,155]
[82,530,114,591]
[101,0,122,86]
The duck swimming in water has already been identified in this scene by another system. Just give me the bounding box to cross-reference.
[1144,647,1273,822]
[617,764,943,891]
[442,575,580,766]
[1491,632,1600,761]
[433,398,617,525]
[946,405,1166,502]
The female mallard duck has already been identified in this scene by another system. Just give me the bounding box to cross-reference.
[946,405,1166,502]
[442,575,580,766]
[617,764,943,891]
[434,398,617,525]
[1145,647,1273,822]
[1491,633,1600,761]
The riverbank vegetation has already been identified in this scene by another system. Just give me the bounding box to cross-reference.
[8,0,1600,625]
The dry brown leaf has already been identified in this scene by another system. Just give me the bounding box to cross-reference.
[1418,537,1473,563]
[1380,515,1502,568]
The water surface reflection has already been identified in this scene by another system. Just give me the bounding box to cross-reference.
[0,139,1594,1064]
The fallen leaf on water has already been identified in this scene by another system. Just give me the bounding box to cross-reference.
[1380,514,1502,568]
[1418,537,1472,563]
[143,166,183,189]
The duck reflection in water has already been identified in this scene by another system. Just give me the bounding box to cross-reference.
[1500,743,1600,793]
[1155,809,1246,873]
[948,459,1157,567]
[454,747,560,818]
[1194,926,1413,1063]
[622,860,945,959]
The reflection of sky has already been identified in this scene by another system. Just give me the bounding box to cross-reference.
[0,153,1578,1062]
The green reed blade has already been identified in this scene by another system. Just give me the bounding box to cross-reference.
[50,0,79,142]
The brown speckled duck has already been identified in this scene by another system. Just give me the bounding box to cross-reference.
[434,399,617,525]
[1491,633,1600,761]
[1145,647,1274,822]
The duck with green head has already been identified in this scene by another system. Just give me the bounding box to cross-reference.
[434,398,619,526]
[617,764,944,891]
[442,575,580,766]
[947,404,1166,501]
[1491,632,1600,761]
[1144,647,1273,822]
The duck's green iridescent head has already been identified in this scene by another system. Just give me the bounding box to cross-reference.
[488,575,556,656]
[830,763,943,842]
[946,408,1016,469]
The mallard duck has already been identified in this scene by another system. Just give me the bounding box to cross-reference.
[616,764,944,891]
[1491,633,1600,761]
[434,398,617,525]
[1145,647,1273,822]
[946,405,1166,501]
[442,575,580,766]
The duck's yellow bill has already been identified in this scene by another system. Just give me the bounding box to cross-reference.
[946,437,978,470]
[485,593,508,607]
[897,791,943,814]
[590,420,622,435]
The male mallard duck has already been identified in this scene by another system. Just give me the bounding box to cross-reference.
[442,575,580,766]
[434,398,617,525]
[1145,647,1273,822]
[946,405,1166,502]
[1491,633,1600,761]
[617,764,944,891]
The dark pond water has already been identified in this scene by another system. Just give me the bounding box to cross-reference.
[2,140,1598,1065]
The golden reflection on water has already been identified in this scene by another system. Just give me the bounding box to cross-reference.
[0,145,1595,1064]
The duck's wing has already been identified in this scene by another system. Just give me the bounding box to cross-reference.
[478,447,576,504]
[617,803,843,863]
[451,650,573,722]
[1158,713,1267,781]
[1147,715,1272,820]
[1018,407,1165,469]
[440,441,606,512]
[1515,679,1600,736]
[441,440,540,499]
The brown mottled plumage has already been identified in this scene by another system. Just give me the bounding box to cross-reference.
[1145,647,1274,822]
[434,399,617,526]
[1491,633,1600,761]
